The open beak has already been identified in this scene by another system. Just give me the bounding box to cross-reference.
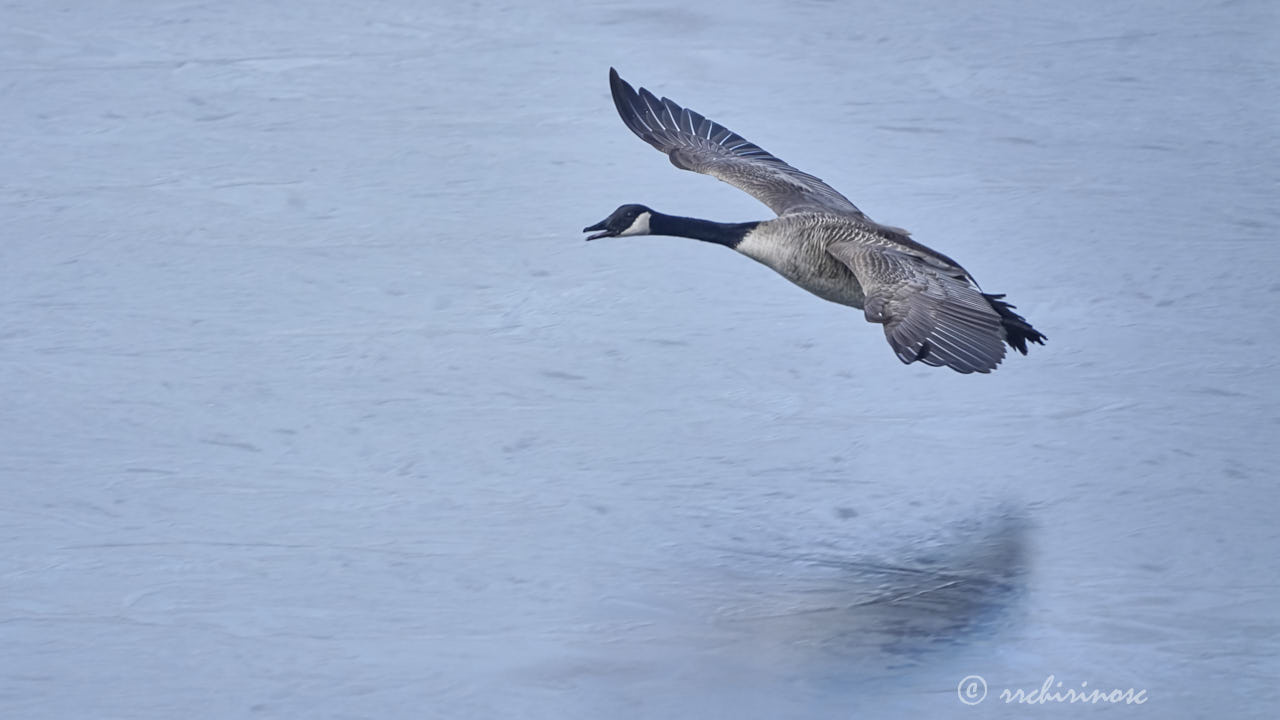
[583,219,615,241]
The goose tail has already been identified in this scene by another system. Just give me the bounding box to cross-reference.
[984,294,1046,355]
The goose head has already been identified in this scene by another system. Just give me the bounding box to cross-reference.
[583,204,654,240]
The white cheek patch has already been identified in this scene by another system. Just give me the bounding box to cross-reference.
[617,211,651,236]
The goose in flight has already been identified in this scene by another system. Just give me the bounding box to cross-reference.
[584,68,1045,374]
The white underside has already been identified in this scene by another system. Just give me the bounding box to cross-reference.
[734,221,867,308]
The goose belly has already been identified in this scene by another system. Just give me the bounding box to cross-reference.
[735,228,866,309]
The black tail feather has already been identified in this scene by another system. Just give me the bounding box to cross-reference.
[983,294,1046,355]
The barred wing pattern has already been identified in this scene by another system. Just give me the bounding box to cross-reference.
[826,241,1008,374]
[608,68,866,218]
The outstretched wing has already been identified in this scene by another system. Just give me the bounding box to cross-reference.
[827,240,1008,374]
[608,68,866,218]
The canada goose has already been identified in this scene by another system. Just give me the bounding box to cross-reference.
[585,68,1045,374]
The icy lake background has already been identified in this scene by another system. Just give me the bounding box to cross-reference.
[2,0,1277,717]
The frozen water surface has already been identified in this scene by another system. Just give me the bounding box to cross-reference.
[2,0,1277,717]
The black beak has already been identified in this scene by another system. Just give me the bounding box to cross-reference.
[583,219,615,241]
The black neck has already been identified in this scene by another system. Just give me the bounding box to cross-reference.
[649,212,758,249]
